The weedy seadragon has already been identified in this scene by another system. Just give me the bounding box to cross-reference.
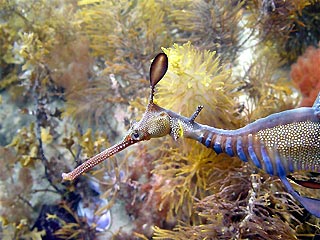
[63,53,320,218]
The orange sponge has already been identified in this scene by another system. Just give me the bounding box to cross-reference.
[290,45,320,106]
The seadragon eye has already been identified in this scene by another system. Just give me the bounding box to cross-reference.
[131,130,142,141]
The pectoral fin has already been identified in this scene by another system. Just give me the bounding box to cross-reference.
[280,175,320,218]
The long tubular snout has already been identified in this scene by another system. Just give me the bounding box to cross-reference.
[62,138,136,181]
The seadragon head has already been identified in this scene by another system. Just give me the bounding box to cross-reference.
[62,53,176,181]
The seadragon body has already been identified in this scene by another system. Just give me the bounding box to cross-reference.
[63,53,320,218]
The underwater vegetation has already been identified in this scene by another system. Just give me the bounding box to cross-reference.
[165,0,244,63]
[291,44,320,107]
[0,0,320,239]
[246,0,320,63]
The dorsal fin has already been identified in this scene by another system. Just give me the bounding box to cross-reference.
[149,53,168,103]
